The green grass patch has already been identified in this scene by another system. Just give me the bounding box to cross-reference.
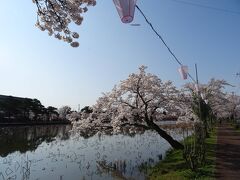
[145,130,217,180]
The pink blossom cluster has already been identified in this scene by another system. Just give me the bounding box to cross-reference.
[33,0,96,47]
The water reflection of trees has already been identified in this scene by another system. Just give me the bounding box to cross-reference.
[97,160,128,180]
[72,125,148,140]
[0,125,71,157]
[0,125,182,180]
[0,125,150,158]
[71,122,180,141]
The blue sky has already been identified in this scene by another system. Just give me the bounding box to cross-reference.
[0,0,240,109]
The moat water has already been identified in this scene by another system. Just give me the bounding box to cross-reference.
[0,124,181,180]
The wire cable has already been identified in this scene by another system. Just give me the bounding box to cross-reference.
[170,0,240,16]
[135,5,196,83]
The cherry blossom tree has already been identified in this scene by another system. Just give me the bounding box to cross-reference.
[67,111,81,121]
[73,66,184,149]
[195,79,239,122]
[58,105,72,119]
[33,0,96,47]
[184,78,240,133]
[225,93,240,122]
[235,101,240,123]
[203,79,228,118]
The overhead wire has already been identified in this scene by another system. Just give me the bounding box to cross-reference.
[169,0,240,16]
[135,5,196,83]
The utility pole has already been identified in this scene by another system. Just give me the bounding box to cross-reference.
[195,63,202,120]
[195,63,207,136]
[195,64,199,85]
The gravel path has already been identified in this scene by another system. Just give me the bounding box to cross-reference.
[215,124,240,179]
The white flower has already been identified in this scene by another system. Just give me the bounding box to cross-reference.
[55,33,62,40]
[72,32,79,39]
[83,7,88,13]
[33,0,96,47]
[71,41,79,47]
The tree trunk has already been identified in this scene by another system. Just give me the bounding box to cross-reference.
[147,120,184,150]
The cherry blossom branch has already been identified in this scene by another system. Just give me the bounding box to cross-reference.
[33,0,96,47]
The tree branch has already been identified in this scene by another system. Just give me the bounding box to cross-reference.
[120,100,136,109]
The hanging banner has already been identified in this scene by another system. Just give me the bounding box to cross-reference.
[178,65,188,80]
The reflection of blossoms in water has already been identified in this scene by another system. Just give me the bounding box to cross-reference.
[1,126,183,180]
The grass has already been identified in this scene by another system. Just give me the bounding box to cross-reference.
[145,130,217,180]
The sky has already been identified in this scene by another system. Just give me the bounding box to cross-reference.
[0,0,240,109]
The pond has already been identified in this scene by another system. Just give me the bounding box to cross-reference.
[0,124,182,180]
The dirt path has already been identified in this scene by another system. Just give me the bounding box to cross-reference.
[215,123,240,179]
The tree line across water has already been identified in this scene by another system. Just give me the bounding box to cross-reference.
[0,95,67,124]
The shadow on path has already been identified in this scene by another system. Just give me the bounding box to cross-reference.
[215,124,240,179]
